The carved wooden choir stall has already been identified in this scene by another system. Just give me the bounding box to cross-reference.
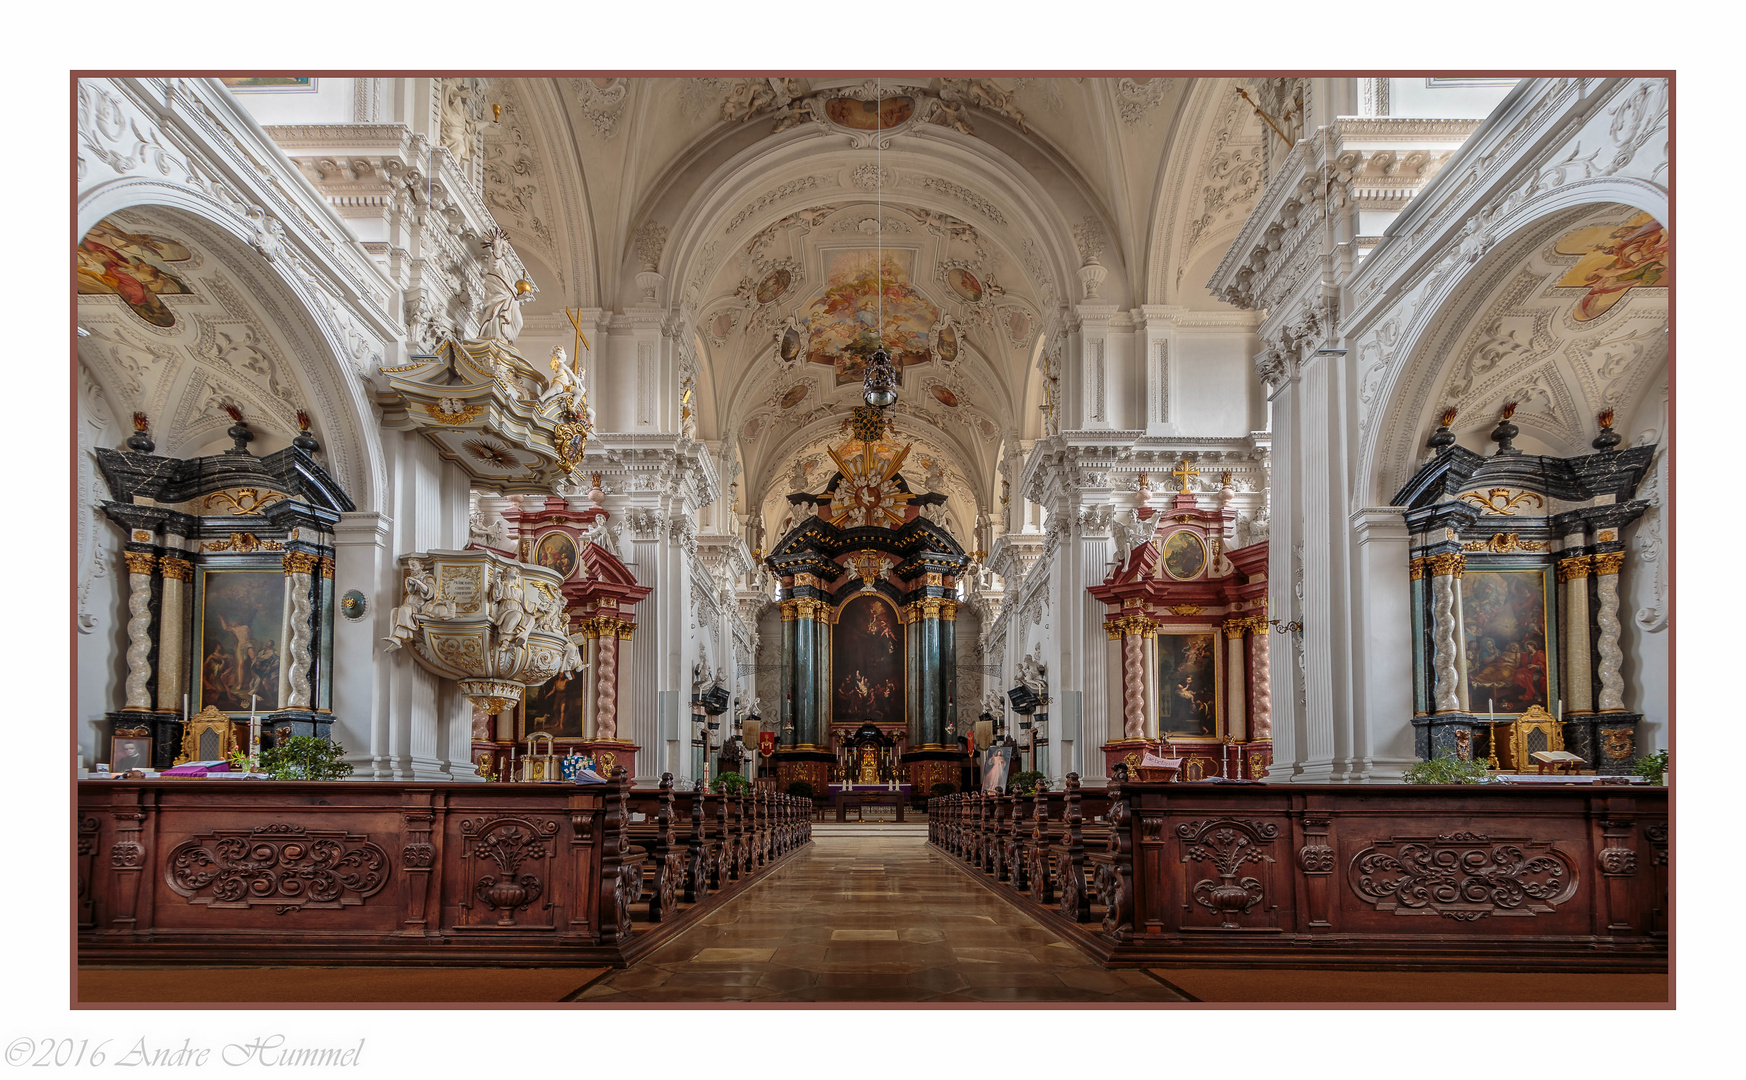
[1394,407,1654,773]
[1090,464,1272,782]
[96,412,352,768]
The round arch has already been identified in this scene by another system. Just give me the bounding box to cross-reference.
[78,179,389,513]
[1358,175,1668,506]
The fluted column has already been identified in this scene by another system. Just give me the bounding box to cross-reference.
[1247,618,1271,739]
[1593,551,1627,711]
[1558,554,1595,715]
[1224,618,1248,742]
[121,551,156,711]
[155,555,193,712]
[1428,552,1466,714]
[283,551,320,709]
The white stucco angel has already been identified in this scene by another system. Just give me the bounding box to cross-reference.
[384,558,450,651]
[1018,652,1047,697]
[539,345,581,408]
[559,632,590,679]
[476,230,533,345]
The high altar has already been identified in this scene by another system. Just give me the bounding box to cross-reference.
[1089,464,1273,782]
[764,409,967,797]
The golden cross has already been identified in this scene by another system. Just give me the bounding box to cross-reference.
[1171,458,1199,494]
[563,307,591,372]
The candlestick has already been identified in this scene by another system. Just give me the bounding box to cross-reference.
[183,693,189,727]
[248,693,261,768]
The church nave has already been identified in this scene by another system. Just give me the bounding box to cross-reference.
[573,832,1189,1003]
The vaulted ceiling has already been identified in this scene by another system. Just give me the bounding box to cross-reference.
[475,77,1270,539]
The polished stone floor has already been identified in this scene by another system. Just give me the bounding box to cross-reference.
[574,834,1190,1003]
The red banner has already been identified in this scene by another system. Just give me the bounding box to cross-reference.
[758,730,776,756]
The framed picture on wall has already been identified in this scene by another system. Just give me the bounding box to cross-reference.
[195,566,285,715]
[110,733,152,772]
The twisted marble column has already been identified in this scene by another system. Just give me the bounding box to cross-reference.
[1593,551,1627,711]
[594,618,621,739]
[1121,621,1146,738]
[121,551,156,711]
[1428,553,1465,713]
[283,551,320,709]
[1247,618,1271,739]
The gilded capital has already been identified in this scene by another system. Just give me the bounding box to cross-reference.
[940,599,958,622]
[158,556,194,582]
[122,551,157,576]
[1591,551,1626,576]
[1223,619,1248,640]
[1408,556,1428,581]
[282,550,321,577]
[318,556,336,580]
[920,597,944,620]
[779,600,798,621]
[1426,552,1466,578]
[1556,554,1594,582]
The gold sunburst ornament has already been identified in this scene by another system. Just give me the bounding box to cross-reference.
[827,436,913,529]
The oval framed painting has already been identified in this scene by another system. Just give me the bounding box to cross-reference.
[710,310,736,340]
[1160,530,1206,581]
[948,268,983,303]
[825,96,914,131]
[930,385,959,408]
[936,324,959,363]
[780,326,803,361]
[535,531,579,579]
[756,268,792,305]
[779,384,809,410]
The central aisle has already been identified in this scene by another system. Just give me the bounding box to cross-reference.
[575,833,1190,1003]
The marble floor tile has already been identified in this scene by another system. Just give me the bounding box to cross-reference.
[573,835,1189,1004]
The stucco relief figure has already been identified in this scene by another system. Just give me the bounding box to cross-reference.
[559,633,590,678]
[540,346,580,407]
[440,78,480,168]
[488,566,533,653]
[476,230,532,345]
[384,558,452,651]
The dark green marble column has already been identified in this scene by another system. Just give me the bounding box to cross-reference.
[907,604,922,747]
[795,601,816,748]
[812,605,831,747]
[782,600,800,748]
[941,599,958,745]
[920,602,941,746]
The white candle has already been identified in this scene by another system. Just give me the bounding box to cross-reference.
[183,693,189,726]
[248,693,261,765]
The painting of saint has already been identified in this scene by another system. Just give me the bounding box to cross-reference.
[803,251,940,385]
[77,219,194,328]
[936,324,959,363]
[931,385,959,408]
[1553,212,1670,322]
[523,668,588,739]
[1161,531,1207,580]
[1461,570,1551,715]
[198,570,285,713]
[780,327,803,361]
[832,595,903,727]
[1158,632,1217,736]
[534,531,577,578]
[779,384,809,410]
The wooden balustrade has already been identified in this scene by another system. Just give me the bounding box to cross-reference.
[930,779,1668,971]
[78,772,812,968]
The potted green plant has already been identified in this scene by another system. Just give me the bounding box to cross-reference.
[1008,770,1046,794]
[1633,749,1668,785]
[1401,753,1494,785]
[713,771,750,795]
[258,736,355,781]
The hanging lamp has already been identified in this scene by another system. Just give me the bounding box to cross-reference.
[861,79,899,411]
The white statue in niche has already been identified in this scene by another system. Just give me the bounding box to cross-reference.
[440,78,482,168]
[476,230,533,345]
[1017,652,1047,697]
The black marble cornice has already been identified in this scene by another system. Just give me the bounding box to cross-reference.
[99,501,199,539]
[766,515,967,572]
[1402,500,1481,536]
[262,498,344,535]
[1393,443,1656,510]
[92,446,353,512]
[1549,499,1650,535]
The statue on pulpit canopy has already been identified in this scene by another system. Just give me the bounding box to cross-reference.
[1018,652,1047,698]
